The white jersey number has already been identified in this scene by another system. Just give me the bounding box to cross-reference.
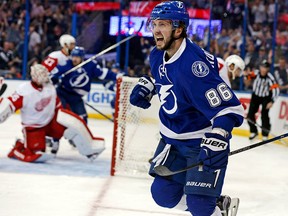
[205,83,232,107]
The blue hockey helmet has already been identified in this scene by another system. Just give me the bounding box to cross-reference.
[148,1,189,29]
[71,46,85,58]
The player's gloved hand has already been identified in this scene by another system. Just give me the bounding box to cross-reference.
[198,129,230,172]
[50,75,61,85]
[130,76,156,109]
[103,80,116,92]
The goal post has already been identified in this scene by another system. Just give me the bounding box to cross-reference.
[110,76,160,178]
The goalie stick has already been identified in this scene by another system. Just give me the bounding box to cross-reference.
[61,21,145,78]
[153,132,288,176]
[0,83,7,97]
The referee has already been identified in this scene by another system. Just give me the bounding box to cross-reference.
[246,59,280,141]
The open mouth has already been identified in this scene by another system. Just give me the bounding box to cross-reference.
[156,37,164,42]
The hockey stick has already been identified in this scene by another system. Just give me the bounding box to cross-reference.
[154,132,288,176]
[0,83,7,97]
[85,102,114,122]
[61,21,145,78]
[246,118,288,145]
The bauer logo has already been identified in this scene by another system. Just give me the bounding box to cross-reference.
[186,181,212,188]
[192,61,209,77]
[200,138,227,151]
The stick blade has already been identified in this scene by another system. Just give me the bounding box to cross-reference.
[0,83,7,96]
[153,165,174,176]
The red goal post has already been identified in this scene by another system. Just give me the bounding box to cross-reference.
[110,76,160,178]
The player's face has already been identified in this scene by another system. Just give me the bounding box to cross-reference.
[68,43,76,51]
[228,64,242,77]
[151,20,174,50]
[72,56,82,66]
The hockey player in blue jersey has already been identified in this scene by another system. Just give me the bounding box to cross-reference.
[50,46,121,123]
[130,1,244,216]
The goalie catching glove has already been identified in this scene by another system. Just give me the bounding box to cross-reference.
[198,128,230,172]
[130,75,156,109]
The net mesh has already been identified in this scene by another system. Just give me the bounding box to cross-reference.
[112,77,160,178]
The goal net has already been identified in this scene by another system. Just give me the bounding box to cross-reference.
[110,77,160,178]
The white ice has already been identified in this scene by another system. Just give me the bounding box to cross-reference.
[0,114,288,216]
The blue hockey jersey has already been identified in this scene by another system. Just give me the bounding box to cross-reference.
[149,38,244,145]
[51,59,118,97]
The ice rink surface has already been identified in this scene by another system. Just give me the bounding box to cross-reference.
[0,114,288,216]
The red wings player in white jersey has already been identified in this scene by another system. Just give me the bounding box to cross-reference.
[217,55,245,87]
[0,64,65,162]
[42,34,76,72]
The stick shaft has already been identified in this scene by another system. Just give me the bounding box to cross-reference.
[85,102,114,122]
[246,118,288,145]
[62,21,144,77]
[154,132,288,176]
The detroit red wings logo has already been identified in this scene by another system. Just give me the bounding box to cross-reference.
[35,96,52,111]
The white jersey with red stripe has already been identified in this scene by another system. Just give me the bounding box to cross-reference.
[42,50,69,72]
[217,57,231,87]
[8,82,58,128]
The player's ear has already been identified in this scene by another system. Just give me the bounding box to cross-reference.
[174,27,183,37]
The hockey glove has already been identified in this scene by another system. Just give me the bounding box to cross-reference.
[103,80,116,92]
[198,132,230,172]
[130,76,156,109]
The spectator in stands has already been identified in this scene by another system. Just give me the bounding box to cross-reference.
[43,6,58,48]
[217,28,230,54]
[28,24,41,52]
[244,40,258,70]
[30,0,45,19]
[0,41,15,70]
[274,56,288,94]
[251,0,267,25]
[4,64,21,79]
[6,21,21,44]
[254,46,269,68]
[140,37,152,66]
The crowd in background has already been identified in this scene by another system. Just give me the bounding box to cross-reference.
[0,0,288,93]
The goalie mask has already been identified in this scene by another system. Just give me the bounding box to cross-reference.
[30,64,49,85]
[225,55,245,79]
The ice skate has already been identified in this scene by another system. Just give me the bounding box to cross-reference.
[217,195,239,216]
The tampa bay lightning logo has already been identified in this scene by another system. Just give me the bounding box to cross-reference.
[192,61,209,77]
[157,64,177,115]
[69,72,89,87]
[176,1,184,8]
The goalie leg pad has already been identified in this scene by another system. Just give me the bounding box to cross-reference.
[57,109,105,157]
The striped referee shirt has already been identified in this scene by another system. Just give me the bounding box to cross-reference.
[251,70,280,102]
